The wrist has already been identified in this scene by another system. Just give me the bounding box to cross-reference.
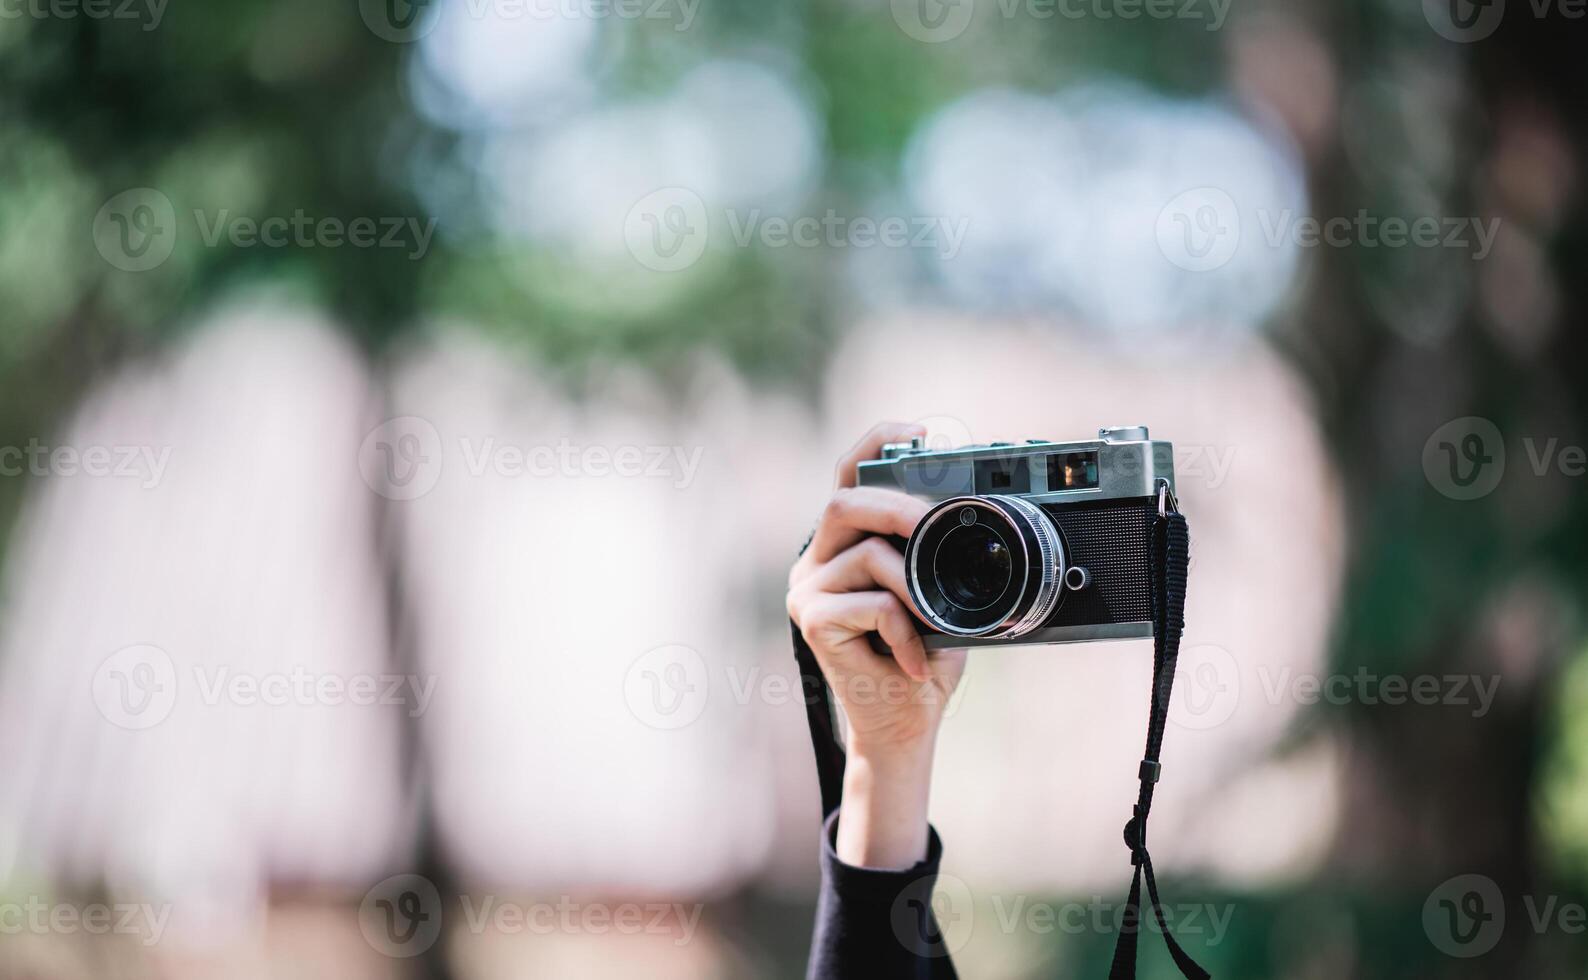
[835,738,936,870]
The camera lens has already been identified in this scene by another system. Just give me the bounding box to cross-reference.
[905,495,1067,639]
[933,522,1012,611]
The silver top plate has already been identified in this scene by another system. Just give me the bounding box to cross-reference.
[857,427,1175,504]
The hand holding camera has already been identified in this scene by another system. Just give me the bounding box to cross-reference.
[785,422,968,869]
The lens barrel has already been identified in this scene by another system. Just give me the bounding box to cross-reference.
[905,495,1066,638]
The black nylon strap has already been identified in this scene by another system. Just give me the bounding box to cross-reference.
[792,616,847,818]
[1109,509,1208,980]
[791,500,1208,978]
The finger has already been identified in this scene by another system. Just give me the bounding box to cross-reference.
[834,421,927,490]
[804,537,918,616]
[808,487,930,564]
[795,591,932,682]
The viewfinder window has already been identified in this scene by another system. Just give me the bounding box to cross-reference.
[1046,451,1099,490]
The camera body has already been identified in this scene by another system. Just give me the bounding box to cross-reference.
[855,426,1176,648]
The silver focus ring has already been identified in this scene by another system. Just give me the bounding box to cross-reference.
[1000,495,1065,637]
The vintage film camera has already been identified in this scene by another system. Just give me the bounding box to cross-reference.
[856,426,1177,648]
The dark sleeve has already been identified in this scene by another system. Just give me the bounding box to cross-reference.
[806,811,959,980]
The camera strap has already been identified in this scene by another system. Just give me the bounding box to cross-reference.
[790,610,848,820]
[1107,497,1209,980]
[790,487,1208,979]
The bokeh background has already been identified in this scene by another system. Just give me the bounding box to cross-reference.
[1,0,1586,977]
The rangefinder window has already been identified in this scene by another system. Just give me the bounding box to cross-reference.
[1046,451,1099,491]
[975,456,1030,494]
